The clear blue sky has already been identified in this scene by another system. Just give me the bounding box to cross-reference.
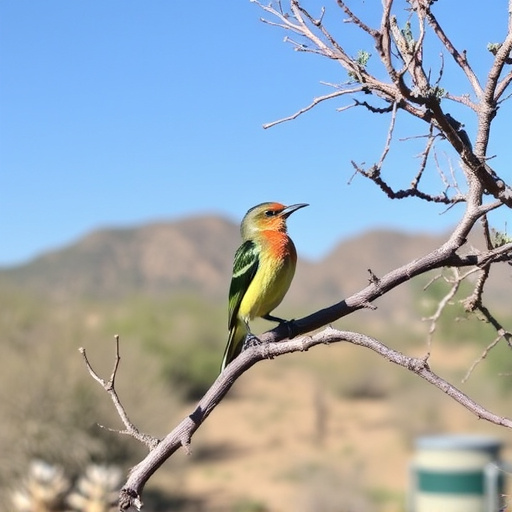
[1,1,510,266]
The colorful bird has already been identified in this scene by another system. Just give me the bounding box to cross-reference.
[221,202,308,370]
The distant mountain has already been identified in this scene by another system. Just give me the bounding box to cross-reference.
[295,229,446,300]
[0,216,239,301]
[0,217,510,316]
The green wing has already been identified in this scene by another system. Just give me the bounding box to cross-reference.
[228,240,260,330]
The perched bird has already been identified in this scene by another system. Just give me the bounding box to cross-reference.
[221,202,308,370]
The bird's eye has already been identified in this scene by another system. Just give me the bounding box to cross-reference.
[264,210,277,217]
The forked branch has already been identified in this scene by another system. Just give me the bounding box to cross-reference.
[79,337,159,450]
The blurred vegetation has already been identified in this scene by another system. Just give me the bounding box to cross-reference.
[102,294,225,400]
[412,271,512,390]
[0,286,225,506]
[413,272,500,344]
[2,269,512,510]
[231,498,269,512]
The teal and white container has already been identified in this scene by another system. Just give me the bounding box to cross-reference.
[411,435,504,512]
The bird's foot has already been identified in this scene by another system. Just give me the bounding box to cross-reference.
[242,333,262,351]
[263,313,299,339]
[262,313,286,323]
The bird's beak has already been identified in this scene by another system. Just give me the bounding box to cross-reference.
[281,203,309,218]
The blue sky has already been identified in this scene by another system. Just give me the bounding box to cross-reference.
[1,1,511,266]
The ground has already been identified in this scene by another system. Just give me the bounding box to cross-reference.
[150,344,511,512]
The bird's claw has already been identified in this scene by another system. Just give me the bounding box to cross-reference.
[242,333,262,351]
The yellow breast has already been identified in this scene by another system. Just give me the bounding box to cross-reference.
[238,233,297,321]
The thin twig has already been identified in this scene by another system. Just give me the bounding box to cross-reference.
[376,101,398,170]
[462,335,502,383]
[410,124,436,189]
[423,2,483,98]
[263,87,365,129]
[79,336,159,450]
[463,302,512,382]
[422,268,462,347]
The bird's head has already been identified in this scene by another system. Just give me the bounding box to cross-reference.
[241,202,308,239]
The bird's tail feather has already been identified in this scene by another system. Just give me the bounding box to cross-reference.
[221,319,248,371]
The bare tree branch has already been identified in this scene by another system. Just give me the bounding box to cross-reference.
[262,86,365,128]
[421,2,483,98]
[463,334,502,383]
[79,337,159,450]
[422,268,472,346]
[118,325,512,509]
[78,2,512,508]
[462,300,512,382]
[256,1,512,208]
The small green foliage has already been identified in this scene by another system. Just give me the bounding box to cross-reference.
[428,85,446,99]
[348,49,371,81]
[491,227,512,247]
[487,42,502,54]
[356,49,371,68]
[401,20,414,48]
